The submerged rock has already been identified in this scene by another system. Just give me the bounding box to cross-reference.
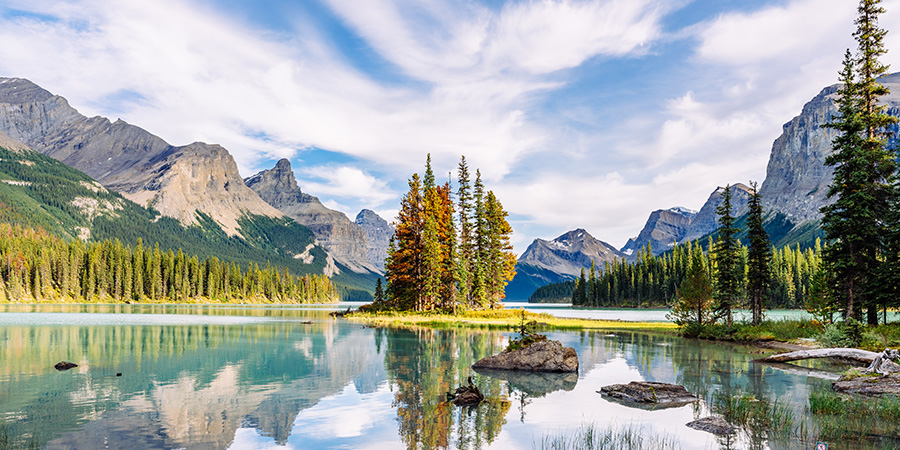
[54,361,78,371]
[598,381,698,406]
[686,416,736,436]
[472,340,578,373]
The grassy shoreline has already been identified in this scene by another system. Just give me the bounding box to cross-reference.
[345,309,678,332]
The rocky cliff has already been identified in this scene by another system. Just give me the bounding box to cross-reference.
[759,73,900,225]
[0,77,283,236]
[680,183,752,244]
[245,159,377,274]
[505,229,625,300]
[355,209,394,271]
[621,207,696,257]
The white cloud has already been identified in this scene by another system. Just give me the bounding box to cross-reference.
[298,165,397,206]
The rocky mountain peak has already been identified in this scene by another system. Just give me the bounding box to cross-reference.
[246,160,377,274]
[759,74,900,225]
[0,77,282,237]
[0,77,55,104]
[680,183,752,244]
[355,209,394,271]
[621,207,696,257]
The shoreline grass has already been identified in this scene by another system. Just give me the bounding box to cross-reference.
[345,309,678,332]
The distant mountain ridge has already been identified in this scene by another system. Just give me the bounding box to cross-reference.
[0,77,380,297]
[0,77,282,237]
[245,159,377,274]
[505,229,624,301]
[620,207,696,257]
[355,209,394,272]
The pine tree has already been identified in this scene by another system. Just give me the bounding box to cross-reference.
[374,277,385,303]
[746,181,771,325]
[823,0,896,322]
[482,191,516,307]
[572,268,587,305]
[668,242,713,330]
[471,170,487,308]
[714,185,741,327]
[456,156,473,306]
[385,174,425,311]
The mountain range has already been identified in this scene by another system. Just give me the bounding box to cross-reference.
[0,77,391,298]
[4,73,900,302]
[508,73,900,301]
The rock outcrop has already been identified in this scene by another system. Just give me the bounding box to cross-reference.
[759,73,900,226]
[680,183,752,244]
[621,207,696,257]
[598,381,698,406]
[833,374,900,396]
[506,229,625,301]
[471,340,578,373]
[0,129,28,152]
[686,416,736,436]
[245,159,376,273]
[0,77,283,236]
[355,209,394,271]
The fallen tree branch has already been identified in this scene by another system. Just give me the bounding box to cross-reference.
[753,348,879,365]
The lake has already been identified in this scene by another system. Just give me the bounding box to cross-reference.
[0,304,895,449]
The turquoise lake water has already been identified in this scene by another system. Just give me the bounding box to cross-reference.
[0,304,896,449]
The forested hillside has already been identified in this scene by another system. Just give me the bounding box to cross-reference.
[0,144,355,301]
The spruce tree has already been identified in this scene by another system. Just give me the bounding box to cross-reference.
[823,0,896,322]
[746,181,771,325]
[714,184,741,327]
[374,277,385,303]
[456,156,474,306]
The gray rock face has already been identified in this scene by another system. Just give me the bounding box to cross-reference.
[471,339,578,373]
[621,207,696,257]
[0,77,283,236]
[518,229,625,277]
[686,416,736,436]
[355,209,394,271]
[245,159,376,273]
[506,228,624,301]
[0,129,29,152]
[680,183,752,244]
[599,381,699,406]
[759,73,900,225]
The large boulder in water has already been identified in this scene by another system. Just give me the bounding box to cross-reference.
[472,340,578,373]
[599,381,698,406]
[686,416,736,436]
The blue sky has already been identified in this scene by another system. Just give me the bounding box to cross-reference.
[1,0,897,253]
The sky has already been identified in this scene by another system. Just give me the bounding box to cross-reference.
[1,0,899,254]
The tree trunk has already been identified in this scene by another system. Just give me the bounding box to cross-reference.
[753,348,879,365]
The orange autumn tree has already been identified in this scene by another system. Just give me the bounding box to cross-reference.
[383,155,515,312]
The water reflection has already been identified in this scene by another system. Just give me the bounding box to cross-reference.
[2,306,897,450]
[0,307,379,450]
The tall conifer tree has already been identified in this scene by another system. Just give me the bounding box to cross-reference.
[823,0,896,322]
[746,181,771,325]
[714,184,740,327]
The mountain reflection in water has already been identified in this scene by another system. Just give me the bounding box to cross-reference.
[0,304,883,449]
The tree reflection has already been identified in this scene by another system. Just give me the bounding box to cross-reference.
[382,327,510,450]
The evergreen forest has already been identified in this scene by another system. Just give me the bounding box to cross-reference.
[0,223,336,303]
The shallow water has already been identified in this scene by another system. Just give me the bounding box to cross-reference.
[0,304,894,449]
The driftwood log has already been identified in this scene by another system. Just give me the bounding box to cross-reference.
[755,348,900,375]
[753,348,880,365]
[865,348,900,375]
